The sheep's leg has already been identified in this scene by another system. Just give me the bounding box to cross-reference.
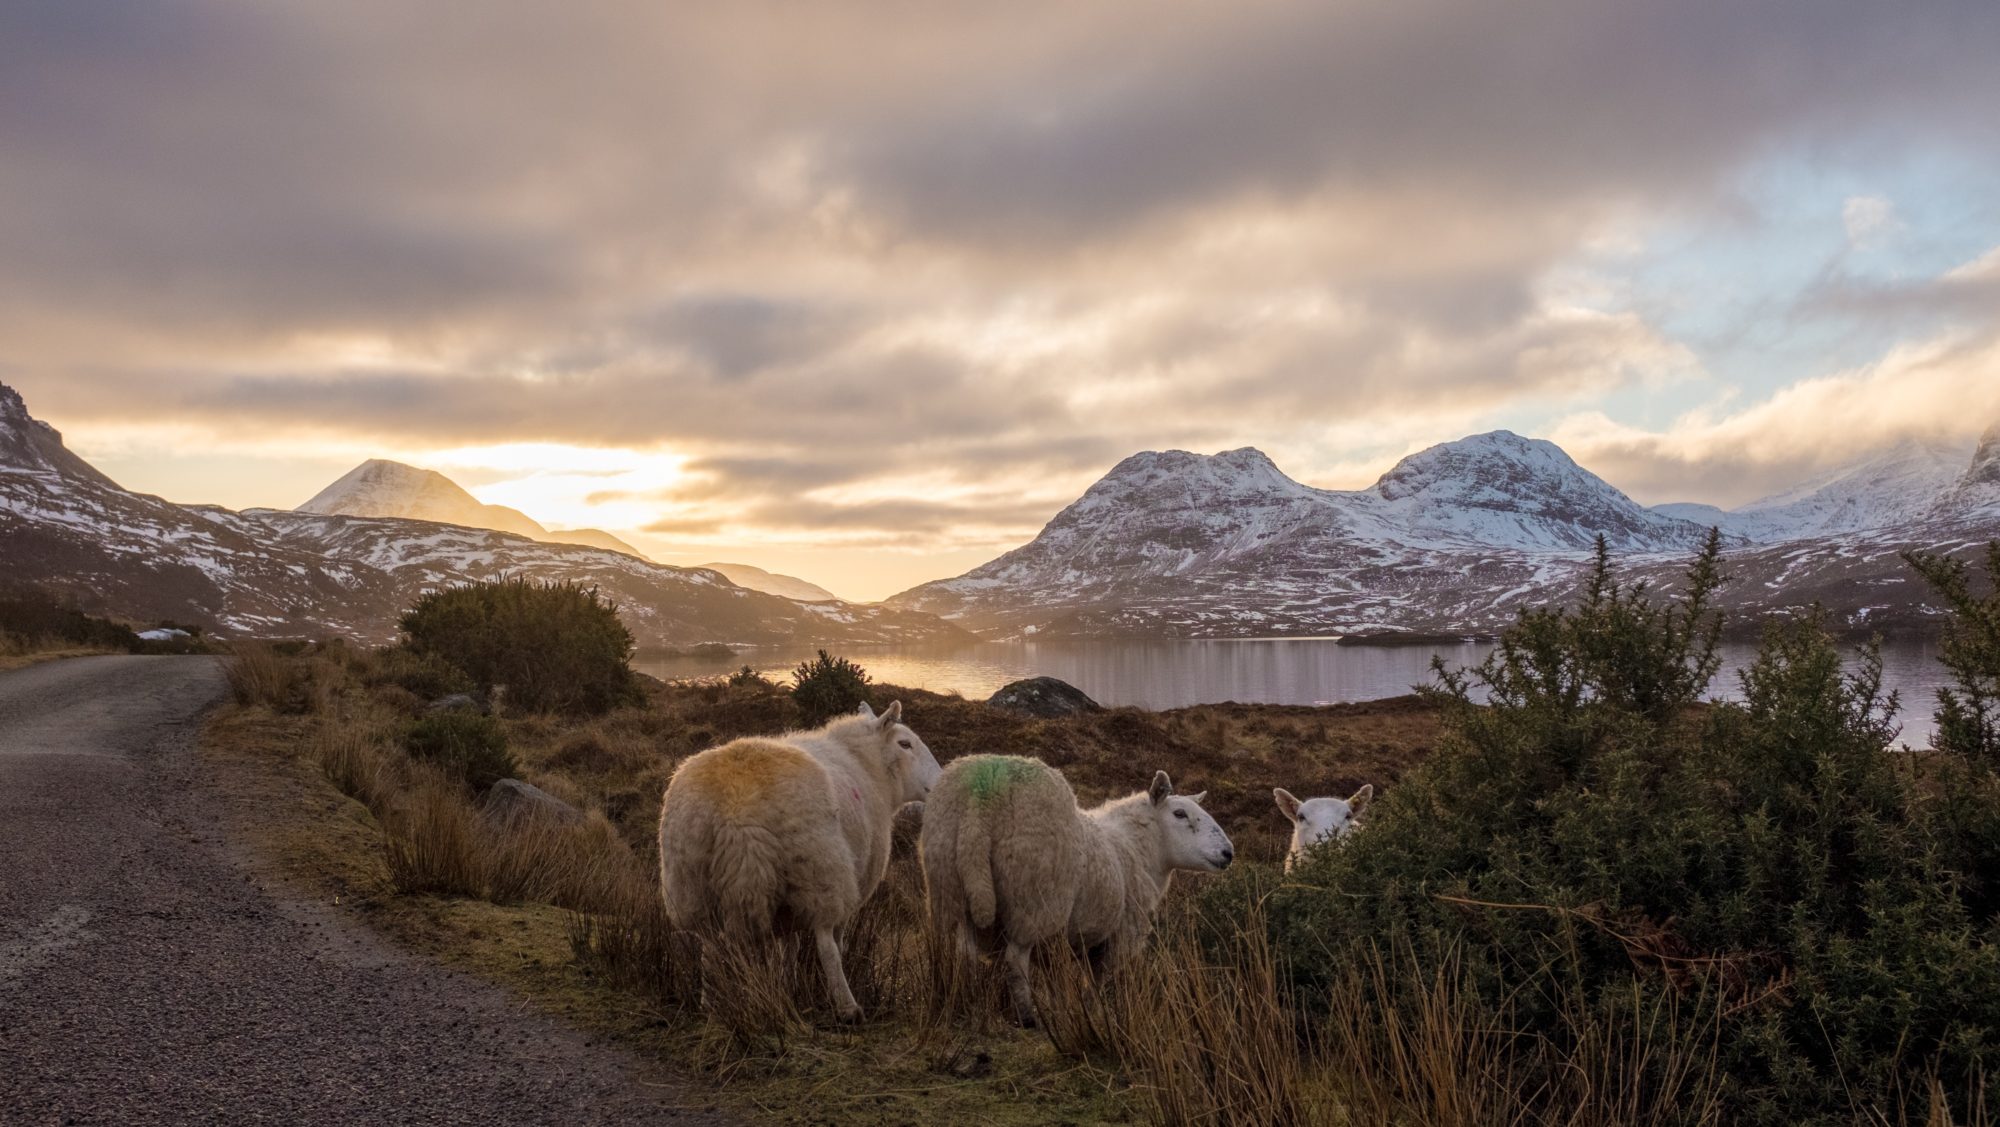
[1004,942,1038,1028]
[815,927,862,1024]
[955,922,983,971]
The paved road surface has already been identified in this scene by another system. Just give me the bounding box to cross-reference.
[0,656,727,1126]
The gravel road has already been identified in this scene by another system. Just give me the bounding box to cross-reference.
[0,656,729,1126]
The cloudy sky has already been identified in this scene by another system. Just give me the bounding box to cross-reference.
[5,2,1999,600]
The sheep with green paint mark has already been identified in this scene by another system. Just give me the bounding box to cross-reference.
[919,754,1234,1026]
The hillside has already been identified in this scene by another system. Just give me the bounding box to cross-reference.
[698,562,839,602]
[891,430,2000,638]
[299,459,835,592]
[0,383,964,647]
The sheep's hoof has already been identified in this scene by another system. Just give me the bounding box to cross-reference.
[1014,1012,1040,1031]
[836,1006,863,1025]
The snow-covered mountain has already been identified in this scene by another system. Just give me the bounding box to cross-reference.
[0,383,963,647]
[891,432,1716,636]
[550,527,650,558]
[301,460,547,539]
[297,460,829,594]
[699,562,838,603]
[890,429,2000,638]
[1652,438,1971,541]
[1932,425,2000,521]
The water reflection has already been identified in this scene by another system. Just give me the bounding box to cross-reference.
[636,636,1950,747]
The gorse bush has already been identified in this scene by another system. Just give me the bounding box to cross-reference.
[1907,544,2000,934]
[1908,543,2000,767]
[1253,533,2000,1125]
[398,578,639,715]
[365,646,473,701]
[0,589,140,652]
[405,711,516,790]
[790,649,869,726]
[728,664,771,689]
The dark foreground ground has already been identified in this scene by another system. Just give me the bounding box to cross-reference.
[0,655,726,1127]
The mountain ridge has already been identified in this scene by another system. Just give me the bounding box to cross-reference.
[297,457,835,599]
[0,383,963,647]
[889,429,2000,639]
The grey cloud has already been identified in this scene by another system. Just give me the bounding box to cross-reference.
[831,2,2000,247]
[633,296,870,380]
[5,0,2000,551]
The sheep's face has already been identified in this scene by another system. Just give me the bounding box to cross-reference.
[1149,771,1234,872]
[1274,785,1372,868]
[859,701,941,805]
[888,722,940,804]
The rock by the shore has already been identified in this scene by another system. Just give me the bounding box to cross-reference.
[425,692,490,716]
[987,676,1102,718]
[483,778,585,827]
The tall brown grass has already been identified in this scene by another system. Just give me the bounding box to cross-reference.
[226,641,338,713]
[225,642,298,706]
[242,645,1967,1125]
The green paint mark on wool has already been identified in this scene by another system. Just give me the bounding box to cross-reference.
[963,756,1037,805]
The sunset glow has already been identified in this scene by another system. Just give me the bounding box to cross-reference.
[6,2,1998,601]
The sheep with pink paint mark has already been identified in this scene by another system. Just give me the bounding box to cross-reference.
[658,701,940,1021]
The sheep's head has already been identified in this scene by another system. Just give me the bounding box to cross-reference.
[858,700,940,805]
[1273,784,1372,869]
[1149,770,1233,872]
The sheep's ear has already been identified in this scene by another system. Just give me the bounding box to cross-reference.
[1348,783,1374,813]
[1273,788,1301,822]
[1186,790,1207,805]
[1149,771,1172,806]
[878,700,903,728]
[856,702,877,720]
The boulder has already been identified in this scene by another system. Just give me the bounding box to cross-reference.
[425,692,489,716]
[986,676,1102,718]
[483,778,585,827]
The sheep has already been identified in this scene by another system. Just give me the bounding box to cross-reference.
[1272,784,1372,871]
[658,700,940,1022]
[920,755,1234,1025]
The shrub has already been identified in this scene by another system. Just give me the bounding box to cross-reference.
[789,649,869,726]
[1253,533,2000,1125]
[405,711,516,791]
[727,664,771,689]
[0,588,139,652]
[1908,544,2000,929]
[1906,542,2000,767]
[398,579,639,715]
[366,646,474,701]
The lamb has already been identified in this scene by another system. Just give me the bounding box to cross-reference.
[658,700,940,1022]
[920,755,1234,1025]
[1272,784,1372,871]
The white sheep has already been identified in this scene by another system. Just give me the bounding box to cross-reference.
[1272,784,1372,871]
[919,755,1234,1025]
[658,701,940,1022]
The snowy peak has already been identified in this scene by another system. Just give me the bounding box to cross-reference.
[1935,424,2000,519]
[299,459,548,540]
[1718,438,1971,539]
[1367,431,1709,552]
[1371,431,1574,503]
[1085,447,1301,503]
[1967,424,2000,488]
[0,380,122,489]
